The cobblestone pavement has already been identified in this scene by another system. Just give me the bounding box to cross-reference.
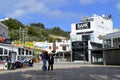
[0,62,120,80]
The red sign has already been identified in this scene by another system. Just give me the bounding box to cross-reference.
[0,36,6,42]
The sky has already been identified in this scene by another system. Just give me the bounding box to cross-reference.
[0,0,120,31]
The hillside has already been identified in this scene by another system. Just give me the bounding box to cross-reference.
[1,18,70,42]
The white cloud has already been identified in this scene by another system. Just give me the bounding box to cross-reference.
[7,9,25,18]
[6,0,49,17]
[49,10,65,18]
[5,0,76,20]
[116,1,120,11]
[0,0,109,19]
[48,9,77,19]
[79,0,108,5]
[16,0,48,13]
[0,0,20,14]
[40,0,69,7]
[79,0,95,5]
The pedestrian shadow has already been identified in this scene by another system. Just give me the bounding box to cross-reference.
[0,65,120,80]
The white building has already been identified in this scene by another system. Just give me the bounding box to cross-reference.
[90,29,120,65]
[70,14,113,62]
[0,22,8,39]
[0,43,34,60]
[34,41,53,53]
[103,29,120,48]
[71,14,113,43]
[0,22,34,62]
[55,40,71,53]
[34,40,71,54]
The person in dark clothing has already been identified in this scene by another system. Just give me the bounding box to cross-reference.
[41,52,49,71]
[29,58,34,67]
[48,53,54,71]
[15,59,22,68]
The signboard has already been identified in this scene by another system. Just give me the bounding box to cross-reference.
[0,62,8,70]
[76,22,90,30]
[34,42,49,49]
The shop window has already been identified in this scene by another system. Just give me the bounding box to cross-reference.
[2,33,5,37]
[18,48,21,55]
[113,38,117,48]
[22,49,24,55]
[4,49,8,55]
[0,48,3,54]
[82,35,90,41]
[49,46,51,49]
[62,46,66,50]
[118,37,120,47]
[29,51,32,55]
[105,39,111,48]
[26,50,28,55]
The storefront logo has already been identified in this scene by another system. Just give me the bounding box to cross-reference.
[76,22,90,30]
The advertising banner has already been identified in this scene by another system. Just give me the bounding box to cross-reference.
[0,62,8,70]
[0,62,4,70]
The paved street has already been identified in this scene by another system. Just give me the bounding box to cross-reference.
[0,62,120,80]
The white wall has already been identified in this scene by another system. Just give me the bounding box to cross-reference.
[55,40,71,53]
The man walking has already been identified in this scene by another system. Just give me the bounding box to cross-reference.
[48,53,54,71]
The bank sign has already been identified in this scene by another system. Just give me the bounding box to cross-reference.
[76,22,90,30]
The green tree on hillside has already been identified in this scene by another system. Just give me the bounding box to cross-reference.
[1,18,25,40]
[1,18,70,42]
[30,23,45,30]
[50,27,70,39]
[1,18,25,31]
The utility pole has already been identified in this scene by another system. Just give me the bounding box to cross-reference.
[19,27,26,47]
[22,29,25,46]
[19,27,22,45]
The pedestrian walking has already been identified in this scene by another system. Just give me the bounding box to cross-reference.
[41,51,48,71]
[48,53,54,71]
[28,58,34,67]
